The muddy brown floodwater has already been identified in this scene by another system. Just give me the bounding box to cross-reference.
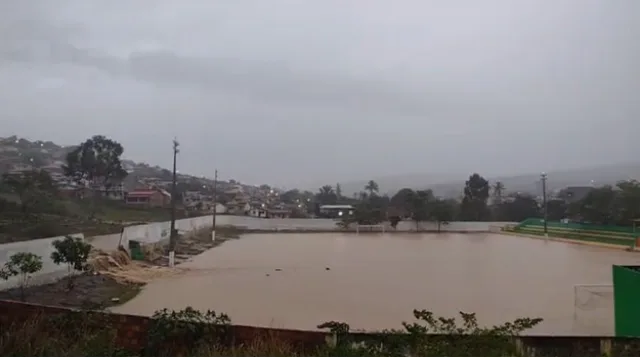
[111,233,640,335]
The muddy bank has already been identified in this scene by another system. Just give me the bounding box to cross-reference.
[0,228,238,310]
[0,274,141,310]
[0,249,182,310]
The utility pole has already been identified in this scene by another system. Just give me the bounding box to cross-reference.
[211,169,217,241]
[541,172,548,238]
[169,138,179,267]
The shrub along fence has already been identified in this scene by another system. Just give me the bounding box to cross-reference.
[1,300,640,356]
[507,218,637,248]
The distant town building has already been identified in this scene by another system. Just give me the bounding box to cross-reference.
[319,204,355,218]
[268,208,291,219]
[125,188,171,208]
[248,203,267,218]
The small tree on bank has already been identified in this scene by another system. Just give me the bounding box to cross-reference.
[409,190,432,231]
[430,199,456,232]
[51,236,92,290]
[0,252,43,301]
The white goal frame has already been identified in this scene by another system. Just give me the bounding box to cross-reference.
[573,283,613,322]
[355,224,386,234]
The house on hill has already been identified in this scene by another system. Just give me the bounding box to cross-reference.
[125,188,171,208]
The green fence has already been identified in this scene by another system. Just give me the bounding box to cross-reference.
[613,265,640,337]
[517,218,637,234]
[512,218,637,247]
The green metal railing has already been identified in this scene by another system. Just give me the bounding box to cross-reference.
[511,218,637,248]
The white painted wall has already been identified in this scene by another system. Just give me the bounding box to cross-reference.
[88,216,517,252]
[0,233,84,290]
[214,216,516,232]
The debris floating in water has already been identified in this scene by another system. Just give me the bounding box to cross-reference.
[275,268,282,271]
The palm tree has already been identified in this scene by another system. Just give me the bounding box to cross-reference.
[492,181,505,205]
[365,180,379,197]
[317,185,336,205]
[319,185,334,196]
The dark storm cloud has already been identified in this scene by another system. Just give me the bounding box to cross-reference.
[1,0,639,187]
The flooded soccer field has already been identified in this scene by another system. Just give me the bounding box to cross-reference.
[112,233,639,335]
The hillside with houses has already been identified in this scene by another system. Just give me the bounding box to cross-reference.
[3,134,639,244]
[0,135,313,225]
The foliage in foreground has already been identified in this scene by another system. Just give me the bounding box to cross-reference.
[50,235,92,290]
[0,252,43,301]
[0,306,545,357]
[318,310,542,357]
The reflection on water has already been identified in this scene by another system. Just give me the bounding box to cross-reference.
[112,233,639,335]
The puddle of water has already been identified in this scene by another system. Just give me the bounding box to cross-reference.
[112,233,637,335]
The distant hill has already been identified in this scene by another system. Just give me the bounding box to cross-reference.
[5,135,640,200]
[336,162,640,198]
[0,135,245,192]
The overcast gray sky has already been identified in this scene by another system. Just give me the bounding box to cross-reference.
[1,0,638,187]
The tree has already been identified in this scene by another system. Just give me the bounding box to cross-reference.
[492,181,505,205]
[430,199,455,232]
[498,194,540,222]
[338,191,388,228]
[459,173,490,221]
[64,135,128,197]
[51,236,92,290]
[570,185,618,225]
[352,199,386,225]
[365,180,379,197]
[0,252,43,301]
[408,189,433,231]
[280,189,300,204]
[390,188,415,218]
[546,199,568,221]
[615,180,640,225]
[1,170,56,218]
[316,185,337,206]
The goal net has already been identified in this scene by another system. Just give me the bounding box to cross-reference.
[573,284,614,327]
[355,224,386,234]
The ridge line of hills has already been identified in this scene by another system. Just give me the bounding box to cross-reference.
[3,135,640,198]
[323,161,640,198]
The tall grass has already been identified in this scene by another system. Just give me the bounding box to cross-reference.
[0,312,122,357]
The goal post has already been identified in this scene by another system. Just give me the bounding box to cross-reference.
[573,284,614,326]
[355,224,386,234]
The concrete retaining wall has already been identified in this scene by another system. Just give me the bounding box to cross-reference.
[87,216,214,252]
[0,233,85,290]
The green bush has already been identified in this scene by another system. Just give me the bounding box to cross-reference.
[146,307,231,356]
[0,252,43,301]
[51,236,92,290]
[318,310,542,357]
